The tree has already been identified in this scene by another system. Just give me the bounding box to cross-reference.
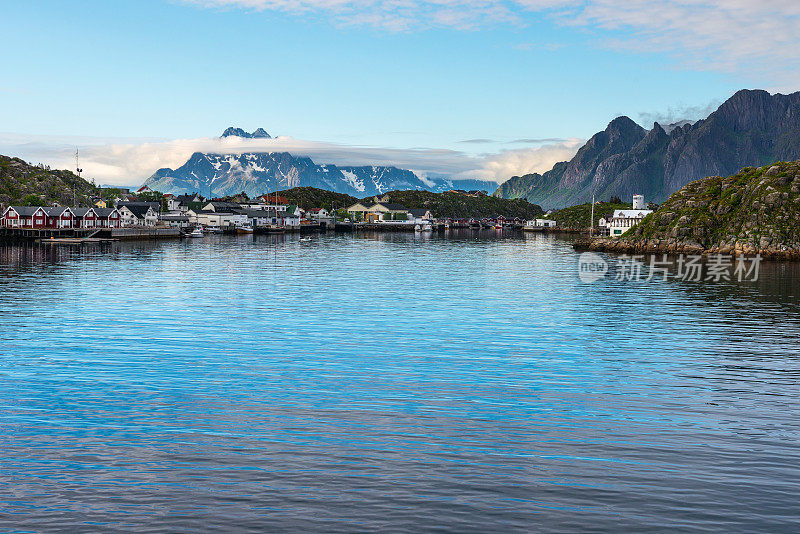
[22,194,42,206]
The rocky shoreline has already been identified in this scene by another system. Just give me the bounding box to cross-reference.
[573,237,800,261]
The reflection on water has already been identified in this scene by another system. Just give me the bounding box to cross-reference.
[1,233,799,532]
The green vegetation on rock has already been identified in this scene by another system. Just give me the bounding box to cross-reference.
[0,155,113,208]
[547,201,632,230]
[374,190,544,219]
[271,187,360,211]
[273,187,544,219]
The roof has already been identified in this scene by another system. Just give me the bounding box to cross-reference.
[42,207,71,216]
[205,201,241,211]
[94,208,118,217]
[159,215,189,222]
[374,202,407,211]
[408,208,431,217]
[118,201,160,211]
[72,208,92,217]
[6,206,44,217]
[612,209,653,219]
[119,204,153,218]
[237,209,274,217]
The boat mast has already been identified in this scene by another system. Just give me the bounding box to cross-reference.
[590,194,595,237]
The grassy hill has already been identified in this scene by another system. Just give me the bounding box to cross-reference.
[272,187,544,219]
[0,155,111,208]
[374,190,544,219]
[547,201,633,230]
[271,187,359,211]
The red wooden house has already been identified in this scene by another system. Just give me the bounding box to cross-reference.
[72,208,100,228]
[95,208,122,228]
[2,206,48,228]
[42,207,74,228]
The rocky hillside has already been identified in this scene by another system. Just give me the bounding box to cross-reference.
[0,155,102,208]
[583,161,800,258]
[144,127,494,198]
[495,89,800,209]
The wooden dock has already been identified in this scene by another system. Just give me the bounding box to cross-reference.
[110,228,182,240]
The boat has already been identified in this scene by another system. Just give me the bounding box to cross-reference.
[236,224,254,234]
[415,222,433,232]
[186,225,204,238]
[299,236,312,243]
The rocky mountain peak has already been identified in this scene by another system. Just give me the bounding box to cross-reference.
[221,127,272,139]
[606,116,644,137]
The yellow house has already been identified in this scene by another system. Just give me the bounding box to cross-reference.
[94,199,108,208]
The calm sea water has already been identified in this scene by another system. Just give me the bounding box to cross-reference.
[1,232,799,533]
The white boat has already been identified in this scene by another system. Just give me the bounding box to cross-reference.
[186,225,204,238]
[415,222,433,232]
[235,224,254,234]
[299,236,312,243]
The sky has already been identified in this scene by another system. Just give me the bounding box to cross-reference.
[2,0,799,186]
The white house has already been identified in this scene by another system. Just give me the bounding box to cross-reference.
[239,209,272,227]
[529,219,556,228]
[408,208,433,224]
[282,210,301,229]
[118,204,158,227]
[188,210,248,230]
[159,214,191,229]
[168,194,203,212]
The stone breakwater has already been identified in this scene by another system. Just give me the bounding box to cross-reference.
[574,237,800,261]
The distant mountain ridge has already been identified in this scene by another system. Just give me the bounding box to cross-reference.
[494,89,800,209]
[144,127,494,197]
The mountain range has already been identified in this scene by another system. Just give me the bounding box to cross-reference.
[494,89,800,209]
[143,128,494,198]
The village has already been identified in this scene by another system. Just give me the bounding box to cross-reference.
[0,182,653,241]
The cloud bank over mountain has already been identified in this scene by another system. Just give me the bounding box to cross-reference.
[0,132,583,187]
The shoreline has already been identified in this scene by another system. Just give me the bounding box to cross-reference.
[574,237,800,261]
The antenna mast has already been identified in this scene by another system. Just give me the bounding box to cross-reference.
[75,148,89,184]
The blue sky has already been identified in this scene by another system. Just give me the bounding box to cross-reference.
[1,0,797,185]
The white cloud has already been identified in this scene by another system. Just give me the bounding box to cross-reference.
[0,132,583,187]
[184,0,800,88]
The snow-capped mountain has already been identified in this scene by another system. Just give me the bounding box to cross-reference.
[143,128,494,197]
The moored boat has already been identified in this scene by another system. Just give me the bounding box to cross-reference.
[186,225,204,238]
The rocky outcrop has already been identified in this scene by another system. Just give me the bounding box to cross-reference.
[575,161,800,260]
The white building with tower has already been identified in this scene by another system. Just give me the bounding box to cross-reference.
[602,194,653,237]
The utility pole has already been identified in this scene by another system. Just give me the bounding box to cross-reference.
[590,194,595,237]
